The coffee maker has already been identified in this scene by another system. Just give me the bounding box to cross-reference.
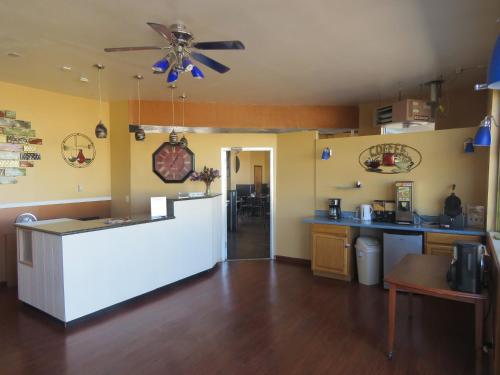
[395,181,414,224]
[447,241,485,294]
[328,198,342,220]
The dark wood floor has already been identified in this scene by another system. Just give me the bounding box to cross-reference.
[0,261,481,375]
[227,215,270,259]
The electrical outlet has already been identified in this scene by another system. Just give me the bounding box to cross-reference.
[125,195,130,203]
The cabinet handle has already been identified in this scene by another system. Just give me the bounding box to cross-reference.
[345,244,350,248]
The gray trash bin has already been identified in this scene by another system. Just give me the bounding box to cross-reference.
[355,237,381,286]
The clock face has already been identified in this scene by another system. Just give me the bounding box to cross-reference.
[152,143,195,183]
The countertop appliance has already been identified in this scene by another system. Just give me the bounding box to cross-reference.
[395,181,414,224]
[439,184,464,229]
[360,204,373,222]
[383,231,423,288]
[328,198,342,220]
[373,200,396,223]
[447,241,485,294]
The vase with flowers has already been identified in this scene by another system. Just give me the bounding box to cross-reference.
[190,166,221,195]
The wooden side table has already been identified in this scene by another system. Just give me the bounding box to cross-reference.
[384,254,487,375]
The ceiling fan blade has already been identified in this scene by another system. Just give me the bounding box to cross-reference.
[192,41,245,50]
[191,52,230,73]
[147,22,176,43]
[104,46,162,52]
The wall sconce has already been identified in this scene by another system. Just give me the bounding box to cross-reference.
[321,147,332,160]
[464,138,474,153]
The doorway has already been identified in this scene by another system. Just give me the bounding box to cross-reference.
[222,149,272,260]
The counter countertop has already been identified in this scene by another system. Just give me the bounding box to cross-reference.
[304,215,486,236]
[15,215,174,236]
[166,193,221,202]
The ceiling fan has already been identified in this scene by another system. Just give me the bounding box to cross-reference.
[104,22,245,83]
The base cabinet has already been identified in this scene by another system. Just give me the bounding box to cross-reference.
[311,224,359,281]
[424,232,482,257]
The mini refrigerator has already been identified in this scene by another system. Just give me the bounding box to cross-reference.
[383,231,423,289]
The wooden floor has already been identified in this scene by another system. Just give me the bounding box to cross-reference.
[227,215,270,259]
[0,261,480,375]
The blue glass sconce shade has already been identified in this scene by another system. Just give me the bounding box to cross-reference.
[152,59,169,73]
[191,65,204,79]
[167,69,179,83]
[321,147,332,160]
[487,34,500,89]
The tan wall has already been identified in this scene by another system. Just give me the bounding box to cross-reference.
[230,151,270,189]
[276,131,316,259]
[316,127,489,215]
[129,133,277,214]
[0,81,111,204]
[358,89,489,136]
[129,100,358,130]
[109,101,131,217]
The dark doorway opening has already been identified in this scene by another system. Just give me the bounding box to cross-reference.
[226,150,270,259]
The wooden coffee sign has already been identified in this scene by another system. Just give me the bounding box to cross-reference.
[359,143,421,174]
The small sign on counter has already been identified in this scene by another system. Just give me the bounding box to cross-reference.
[150,196,167,217]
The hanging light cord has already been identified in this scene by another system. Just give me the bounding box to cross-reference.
[98,67,102,121]
[171,87,175,126]
[182,96,185,127]
[137,78,141,126]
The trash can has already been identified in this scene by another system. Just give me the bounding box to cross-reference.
[355,237,381,286]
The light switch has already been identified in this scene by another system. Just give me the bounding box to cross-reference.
[77,184,84,192]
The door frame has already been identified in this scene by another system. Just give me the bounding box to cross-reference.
[220,147,274,261]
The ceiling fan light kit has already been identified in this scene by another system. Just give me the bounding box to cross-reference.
[105,22,245,84]
[152,58,170,73]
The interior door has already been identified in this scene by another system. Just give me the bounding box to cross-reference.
[254,165,262,194]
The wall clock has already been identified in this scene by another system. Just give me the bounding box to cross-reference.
[152,142,195,183]
[61,133,96,168]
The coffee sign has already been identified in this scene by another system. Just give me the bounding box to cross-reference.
[359,143,421,174]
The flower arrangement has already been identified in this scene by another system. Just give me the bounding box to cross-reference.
[190,166,221,195]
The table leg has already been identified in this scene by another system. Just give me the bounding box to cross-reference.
[387,284,397,359]
[474,300,484,375]
[408,292,413,320]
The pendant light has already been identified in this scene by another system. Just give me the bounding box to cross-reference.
[168,85,177,144]
[134,74,145,141]
[475,33,500,90]
[473,115,498,147]
[94,64,108,139]
[179,93,188,148]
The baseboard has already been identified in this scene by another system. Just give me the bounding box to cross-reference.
[274,255,311,267]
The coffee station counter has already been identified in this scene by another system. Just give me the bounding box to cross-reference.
[304,213,485,236]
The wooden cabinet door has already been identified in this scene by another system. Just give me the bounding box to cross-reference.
[427,243,454,257]
[312,233,348,275]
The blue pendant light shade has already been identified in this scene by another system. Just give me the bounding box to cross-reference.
[152,58,169,73]
[167,69,179,83]
[487,34,500,89]
[191,65,204,79]
[473,116,493,147]
[182,57,194,72]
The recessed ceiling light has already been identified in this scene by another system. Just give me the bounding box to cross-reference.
[79,76,89,83]
[7,52,21,58]
[61,65,72,71]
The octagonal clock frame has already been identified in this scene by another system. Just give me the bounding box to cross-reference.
[152,142,195,183]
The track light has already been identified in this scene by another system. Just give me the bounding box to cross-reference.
[167,69,179,83]
[191,65,204,79]
[152,58,169,73]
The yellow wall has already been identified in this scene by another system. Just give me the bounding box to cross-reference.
[230,151,270,189]
[316,127,489,215]
[129,133,277,214]
[487,90,500,231]
[109,101,131,216]
[276,131,317,259]
[0,81,110,204]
